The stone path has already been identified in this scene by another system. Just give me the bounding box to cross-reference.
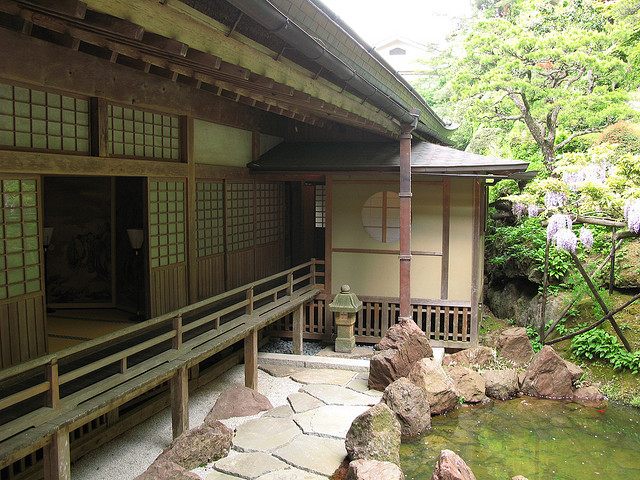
[201,355,382,480]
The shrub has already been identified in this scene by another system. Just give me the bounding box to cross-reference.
[596,121,640,155]
[571,328,640,374]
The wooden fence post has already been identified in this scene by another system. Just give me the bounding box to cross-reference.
[293,304,304,355]
[44,428,70,480]
[244,329,258,390]
[170,365,189,439]
[46,359,59,408]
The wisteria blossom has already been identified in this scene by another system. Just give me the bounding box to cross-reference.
[561,163,608,192]
[527,204,539,218]
[579,226,594,249]
[554,228,578,252]
[544,191,567,210]
[624,198,640,234]
[512,202,526,219]
[546,213,572,240]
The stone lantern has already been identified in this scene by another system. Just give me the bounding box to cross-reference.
[328,285,362,353]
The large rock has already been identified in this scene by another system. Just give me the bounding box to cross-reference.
[205,385,273,422]
[347,459,404,480]
[369,319,433,391]
[134,460,201,480]
[345,403,401,465]
[382,377,430,438]
[430,449,477,480]
[496,327,535,365]
[563,359,585,386]
[442,346,495,369]
[446,366,486,404]
[572,386,607,408]
[481,369,519,400]
[521,346,573,399]
[156,423,232,470]
[408,358,459,415]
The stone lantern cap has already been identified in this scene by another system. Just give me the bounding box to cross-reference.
[328,285,363,313]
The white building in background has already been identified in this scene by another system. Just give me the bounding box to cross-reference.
[374,36,437,81]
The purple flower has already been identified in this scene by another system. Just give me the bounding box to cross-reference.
[512,202,526,219]
[579,226,594,249]
[547,214,572,240]
[625,199,640,233]
[528,204,539,218]
[544,191,567,210]
[562,163,608,192]
[554,228,578,252]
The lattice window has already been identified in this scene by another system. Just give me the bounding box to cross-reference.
[361,191,400,243]
[256,183,284,246]
[314,184,326,228]
[149,180,186,268]
[196,181,224,258]
[0,178,41,300]
[226,182,254,252]
[0,82,89,153]
[108,105,180,160]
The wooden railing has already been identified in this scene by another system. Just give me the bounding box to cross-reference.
[0,260,323,475]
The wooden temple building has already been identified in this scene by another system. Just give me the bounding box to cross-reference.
[0,0,528,478]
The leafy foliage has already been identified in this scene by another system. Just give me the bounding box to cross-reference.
[571,328,640,374]
[526,326,543,353]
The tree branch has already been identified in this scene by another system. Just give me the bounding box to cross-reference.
[555,126,603,150]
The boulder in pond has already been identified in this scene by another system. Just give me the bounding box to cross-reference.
[134,460,201,480]
[382,377,430,438]
[345,402,401,465]
[430,449,476,480]
[572,385,607,408]
[446,366,486,404]
[369,318,433,391]
[481,369,519,400]
[408,358,459,415]
[496,327,534,365]
[156,422,232,470]
[347,459,404,480]
[563,359,585,386]
[205,385,273,422]
[521,346,573,399]
[442,346,495,369]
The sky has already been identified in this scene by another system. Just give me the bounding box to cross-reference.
[318,0,474,47]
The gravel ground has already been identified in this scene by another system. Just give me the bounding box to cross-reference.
[259,338,326,356]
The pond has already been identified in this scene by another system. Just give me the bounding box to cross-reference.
[400,397,640,480]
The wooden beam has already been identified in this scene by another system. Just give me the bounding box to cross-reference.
[292,304,303,355]
[169,366,188,439]
[43,428,70,480]
[83,9,144,40]
[244,329,257,390]
[32,0,87,19]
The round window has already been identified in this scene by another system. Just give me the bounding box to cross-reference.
[361,191,400,243]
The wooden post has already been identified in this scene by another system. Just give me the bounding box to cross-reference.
[244,329,258,390]
[170,366,189,439]
[246,287,254,314]
[46,359,59,408]
[609,227,616,295]
[399,131,412,320]
[172,314,183,350]
[293,304,304,355]
[44,428,70,480]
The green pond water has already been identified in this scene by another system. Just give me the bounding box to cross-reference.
[400,397,640,480]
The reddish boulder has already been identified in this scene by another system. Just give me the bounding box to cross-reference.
[347,459,404,480]
[369,318,433,391]
[446,366,486,404]
[563,359,585,386]
[205,385,273,422]
[481,369,519,400]
[430,449,476,480]
[442,346,495,369]
[134,460,201,480]
[496,327,534,365]
[408,358,459,415]
[382,377,431,438]
[573,386,607,408]
[521,346,573,399]
[156,423,232,470]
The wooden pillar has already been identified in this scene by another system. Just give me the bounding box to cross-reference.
[244,329,258,390]
[292,304,304,355]
[170,366,189,439]
[44,428,70,480]
[184,116,198,304]
[399,132,412,320]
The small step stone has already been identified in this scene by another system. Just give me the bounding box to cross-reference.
[214,452,289,479]
[288,392,325,413]
[290,368,357,386]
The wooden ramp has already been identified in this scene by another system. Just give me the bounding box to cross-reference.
[0,261,322,480]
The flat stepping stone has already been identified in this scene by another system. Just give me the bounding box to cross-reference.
[233,417,301,453]
[293,404,370,438]
[205,471,240,480]
[263,404,293,418]
[316,346,374,359]
[290,368,356,386]
[214,452,288,479]
[346,376,383,397]
[259,364,302,377]
[301,384,378,406]
[288,392,325,413]
[256,468,327,479]
[273,434,347,476]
